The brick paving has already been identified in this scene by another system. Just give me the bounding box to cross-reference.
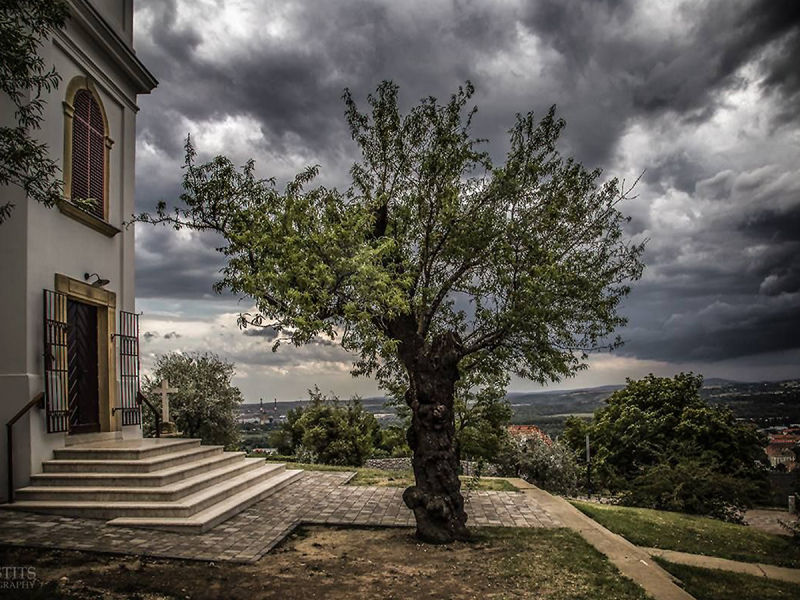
[0,471,561,563]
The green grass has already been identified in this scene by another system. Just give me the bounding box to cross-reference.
[655,559,800,600]
[260,458,518,491]
[471,527,651,599]
[571,500,800,568]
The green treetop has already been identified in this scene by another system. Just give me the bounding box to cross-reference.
[139,81,644,543]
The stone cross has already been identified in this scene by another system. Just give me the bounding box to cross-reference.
[158,379,178,423]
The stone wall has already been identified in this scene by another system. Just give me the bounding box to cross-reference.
[365,457,501,476]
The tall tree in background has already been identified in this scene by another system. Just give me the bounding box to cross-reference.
[0,0,69,224]
[138,82,644,543]
[143,352,243,449]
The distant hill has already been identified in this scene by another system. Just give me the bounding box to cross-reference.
[240,378,800,438]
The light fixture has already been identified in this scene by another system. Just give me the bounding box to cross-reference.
[84,272,110,287]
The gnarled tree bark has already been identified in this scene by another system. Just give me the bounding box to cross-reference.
[400,331,469,544]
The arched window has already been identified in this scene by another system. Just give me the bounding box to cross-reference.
[70,89,105,220]
[62,76,113,230]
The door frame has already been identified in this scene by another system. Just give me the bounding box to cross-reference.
[54,273,118,433]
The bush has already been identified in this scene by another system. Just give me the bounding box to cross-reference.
[377,425,411,458]
[276,387,380,466]
[499,434,580,495]
[142,352,242,449]
[619,459,759,523]
[564,373,769,521]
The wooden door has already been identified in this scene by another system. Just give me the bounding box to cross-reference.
[67,299,100,434]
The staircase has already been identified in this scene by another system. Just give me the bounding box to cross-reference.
[5,438,303,534]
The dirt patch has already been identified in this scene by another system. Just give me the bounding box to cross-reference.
[1,526,648,600]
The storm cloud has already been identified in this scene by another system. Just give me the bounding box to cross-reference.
[132,0,800,399]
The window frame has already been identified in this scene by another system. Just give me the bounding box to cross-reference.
[61,76,115,231]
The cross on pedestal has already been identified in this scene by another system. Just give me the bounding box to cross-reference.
[157,379,178,423]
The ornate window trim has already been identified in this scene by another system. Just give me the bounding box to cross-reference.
[60,76,118,236]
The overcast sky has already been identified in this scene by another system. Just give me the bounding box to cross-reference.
[131,0,800,402]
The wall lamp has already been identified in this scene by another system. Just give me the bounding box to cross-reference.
[84,272,110,287]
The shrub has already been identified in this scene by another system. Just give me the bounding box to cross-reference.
[276,387,380,466]
[564,373,769,521]
[619,459,759,523]
[499,434,580,495]
[142,352,242,449]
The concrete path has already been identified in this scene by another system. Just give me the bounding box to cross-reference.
[505,478,696,600]
[646,547,800,585]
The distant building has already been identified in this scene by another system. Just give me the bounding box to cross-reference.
[508,425,552,445]
[766,430,800,471]
[250,448,278,455]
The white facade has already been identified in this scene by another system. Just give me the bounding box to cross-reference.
[0,0,156,501]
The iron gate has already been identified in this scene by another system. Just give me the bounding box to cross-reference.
[43,289,70,433]
[116,310,142,425]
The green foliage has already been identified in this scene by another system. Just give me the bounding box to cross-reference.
[565,373,769,520]
[0,0,69,223]
[137,79,644,404]
[499,434,580,495]
[276,387,380,466]
[142,352,243,449]
[376,424,411,457]
[453,372,514,463]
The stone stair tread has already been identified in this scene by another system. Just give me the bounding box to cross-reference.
[43,444,223,470]
[11,463,283,512]
[31,452,246,486]
[54,438,201,460]
[108,469,304,533]
[16,458,276,499]
[60,438,200,451]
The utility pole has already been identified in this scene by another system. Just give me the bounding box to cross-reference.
[586,434,592,501]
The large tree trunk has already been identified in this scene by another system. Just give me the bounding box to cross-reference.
[401,335,469,544]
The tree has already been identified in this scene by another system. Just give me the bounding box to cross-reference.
[143,352,243,449]
[453,373,513,464]
[0,0,69,224]
[138,81,644,543]
[564,373,768,521]
[275,388,380,466]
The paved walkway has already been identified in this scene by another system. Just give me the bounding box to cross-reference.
[745,508,798,536]
[0,471,560,564]
[507,479,697,600]
[647,547,800,585]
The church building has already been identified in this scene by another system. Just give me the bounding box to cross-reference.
[0,1,300,528]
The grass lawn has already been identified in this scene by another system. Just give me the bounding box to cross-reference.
[262,458,519,491]
[1,526,650,600]
[656,559,800,600]
[571,500,800,568]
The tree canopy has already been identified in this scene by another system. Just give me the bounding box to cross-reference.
[564,373,768,521]
[143,352,243,449]
[274,387,380,466]
[140,81,644,542]
[0,0,69,224]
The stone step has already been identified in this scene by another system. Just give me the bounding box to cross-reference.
[109,469,304,534]
[65,431,123,446]
[42,445,224,474]
[29,451,247,488]
[54,438,201,461]
[7,463,288,519]
[16,458,274,502]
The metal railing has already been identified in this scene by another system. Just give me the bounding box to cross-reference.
[6,392,44,504]
[137,391,161,438]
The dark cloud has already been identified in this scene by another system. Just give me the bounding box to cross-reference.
[133,0,800,380]
[242,327,279,340]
